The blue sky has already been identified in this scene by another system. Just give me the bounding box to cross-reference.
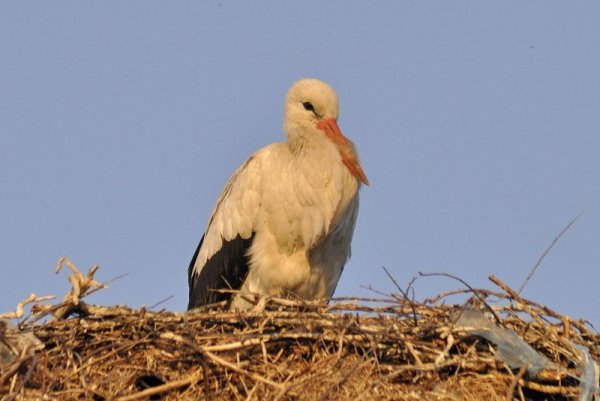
[2,3,599,326]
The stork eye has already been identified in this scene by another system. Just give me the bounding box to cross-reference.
[302,102,315,113]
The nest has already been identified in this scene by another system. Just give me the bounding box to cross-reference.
[1,260,599,401]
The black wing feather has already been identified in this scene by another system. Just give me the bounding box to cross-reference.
[187,233,254,309]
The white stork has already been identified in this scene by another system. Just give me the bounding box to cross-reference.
[188,79,368,310]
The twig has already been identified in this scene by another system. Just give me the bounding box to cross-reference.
[0,294,55,320]
[423,288,507,304]
[359,285,390,298]
[418,271,501,323]
[489,275,528,306]
[518,210,585,294]
[116,368,205,401]
[520,379,578,395]
[52,258,106,320]
[148,295,174,310]
[382,266,418,325]
[506,363,528,401]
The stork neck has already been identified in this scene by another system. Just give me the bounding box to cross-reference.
[287,129,336,159]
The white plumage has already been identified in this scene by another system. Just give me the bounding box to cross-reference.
[188,79,368,310]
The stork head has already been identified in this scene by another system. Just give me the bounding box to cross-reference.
[284,79,369,185]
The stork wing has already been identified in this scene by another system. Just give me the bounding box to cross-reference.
[309,192,360,299]
[188,150,266,309]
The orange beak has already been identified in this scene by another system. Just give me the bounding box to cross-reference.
[317,118,369,186]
